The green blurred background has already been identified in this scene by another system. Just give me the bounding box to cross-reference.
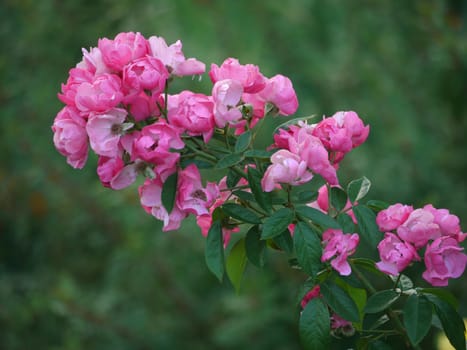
[1,0,466,349]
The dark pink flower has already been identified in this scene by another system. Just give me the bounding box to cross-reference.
[259,74,298,116]
[75,73,124,114]
[376,203,414,232]
[98,32,148,71]
[300,285,321,309]
[209,58,266,93]
[422,236,467,286]
[58,68,94,107]
[321,229,359,276]
[123,56,169,94]
[376,232,420,275]
[168,91,215,142]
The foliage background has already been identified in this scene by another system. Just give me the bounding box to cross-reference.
[0,0,466,349]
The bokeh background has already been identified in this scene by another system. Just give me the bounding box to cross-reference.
[1,0,466,349]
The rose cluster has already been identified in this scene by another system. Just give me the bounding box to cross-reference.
[376,203,467,286]
[51,32,299,234]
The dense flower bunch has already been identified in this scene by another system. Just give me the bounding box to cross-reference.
[52,32,466,350]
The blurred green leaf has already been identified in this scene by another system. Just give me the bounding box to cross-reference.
[226,238,247,293]
[205,220,224,282]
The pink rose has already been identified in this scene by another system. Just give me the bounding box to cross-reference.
[75,73,124,114]
[168,91,215,142]
[52,106,89,169]
[209,58,266,93]
[261,150,313,192]
[58,68,94,107]
[131,121,184,163]
[423,204,466,242]
[309,185,356,223]
[123,56,169,94]
[96,156,125,188]
[376,232,420,275]
[86,108,129,158]
[396,208,441,248]
[148,36,205,76]
[98,32,148,71]
[376,203,414,232]
[212,79,244,128]
[176,164,219,216]
[321,229,359,276]
[259,74,299,116]
[125,92,162,122]
[139,178,187,231]
[422,237,467,286]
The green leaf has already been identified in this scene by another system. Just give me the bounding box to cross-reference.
[295,205,341,229]
[295,190,318,204]
[205,220,224,282]
[273,114,318,134]
[234,130,252,153]
[364,290,400,314]
[232,190,255,202]
[222,203,262,224]
[261,207,295,239]
[403,294,433,346]
[427,295,466,350]
[353,204,383,248]
[420,288,459,309]
[247,167,272,213]
[321,281,360,322]
[337,213,356,233]
[351,258,388,278]
[245,225,265,268]
[226,168,242,188]
[337,280,367,330]
[330,186,348,212]
[161,171,178,214]
[272,229,294,254]
[293,221,323,276]
[299,298,330,350]
[226,238,247,293]
[244,149,275,159]
[347,176,371,203]
[390,274,413,291]
[215,153,244,169]
[366,200,390,212]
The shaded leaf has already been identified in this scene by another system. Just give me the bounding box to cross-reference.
[247,167,272,213]
[234,130,252,153]
[244,149,275,159]
[161,171,178,214]
[295,205,341,229]
[299,298,330,350]
[222,203,261,224]
[321,281,360,322]
[293,221,323,276]
[353,204,383,248]
[347,176,371,203]
[272,229,294,254]
[261,207,294,240]
[403,294,432,346]
[226,238,247,293]
[245,225,265,268]
[205,220,224,282]
[215,153,244,169]
[330,186,348,212]
[364,290,400,314]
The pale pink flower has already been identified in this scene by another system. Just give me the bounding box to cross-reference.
[376,203,414,232]
[58,68,94,107]
[376,232,420,275]
[259,74,298,116]
[422,236,467,286]
[336,111,370,149]
[212,79,244,128]
[168,91,215,142]
[177,164,219,216]
[52,106,89,169]
[123,56,169,94]
[300,285,321,309]
[75,73,124,114]
[423,204,466,242]
[139,178,187,231]
[76,46,110,76]
[131,121,184,163]
[321,229,359,276]
[98,32,148,71]
[148,36,205,76]
[397,208,441,248]
[209,58,266,93]
[86,108,129,158]
[261,150,313,192]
